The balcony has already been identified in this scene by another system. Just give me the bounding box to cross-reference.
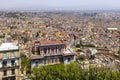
[11,63,17,66]
[2,75,16,80]
[43,52,62,57]
[0,63,19,70]
[0,56,20,60]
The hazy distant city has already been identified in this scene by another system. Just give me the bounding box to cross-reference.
[0,0,120,80]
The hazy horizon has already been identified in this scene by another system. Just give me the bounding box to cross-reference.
[0,0,120,11]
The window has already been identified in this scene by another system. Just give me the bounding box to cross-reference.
[11,69,15,75]
[51,49,54,54]
[37,52,40,55]
[11,52,14,58]
[56,47,57,53]
[35,46,39,52]
[48,48,50,54]
[11,60,15,66]
[47,59,51,64]
[35,62,38,67]
[32,47,35,54]
[4,53,6,59]
[59,48,61,53]
[3,70,7,76]
[40,49,43,54]
[44,48,47,54]
[44,59,46,64]
[52,58,54,63]
[59,57,63,62]
[68,58,71,62]
[3,61,7,67]
[55,58,58,63]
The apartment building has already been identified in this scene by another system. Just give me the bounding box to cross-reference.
[0,43,20,80]
[31,40,75,68]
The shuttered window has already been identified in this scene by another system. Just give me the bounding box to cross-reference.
[44,59,46,64]
[52,58,54,63]
[4,53,6,59]
[11,52,14,58]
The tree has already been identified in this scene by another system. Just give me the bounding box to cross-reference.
[76,55,85,61]
[23,37,28,43]
[36,32,39,38]
[75,44,81,48]
[27,62,120,80]
[21,57,30,74]
[28,63,80,80]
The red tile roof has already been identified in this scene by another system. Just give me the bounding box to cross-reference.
[40,40,64,45]
[34,40,65,45]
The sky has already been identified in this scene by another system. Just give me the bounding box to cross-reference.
[0,0,120,10]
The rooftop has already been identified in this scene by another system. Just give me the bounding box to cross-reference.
[35,40,65,45]
[0,43,19,51]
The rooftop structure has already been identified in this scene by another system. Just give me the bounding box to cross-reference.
[0,43,19,51]
[107,28,118,31]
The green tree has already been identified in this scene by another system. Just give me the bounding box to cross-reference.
[76,55,85,61]
[21,57,30,74]
[23,37,28,43]
[27,62,120,80]
[36,32,39,38]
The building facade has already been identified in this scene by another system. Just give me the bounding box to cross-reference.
[31,40,75,68]
[0,43,20,80]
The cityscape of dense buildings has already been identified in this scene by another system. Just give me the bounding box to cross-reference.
[0,11,120,80]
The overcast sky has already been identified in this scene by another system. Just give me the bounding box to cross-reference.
[0,0,120,10]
